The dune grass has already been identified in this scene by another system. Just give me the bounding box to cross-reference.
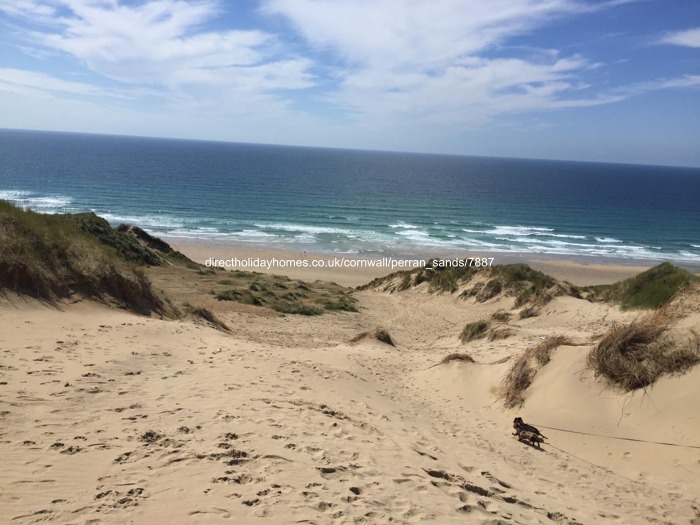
[414,262,559,302]
[350,328,396,347]
[188,306,232,333]
[586,312,700,391]
[215,274,357,316]
[499,336,572,408]
[0,201,171,316]
[359,261,576,310]
[416,261,479,293]
[460,320,489,343]
[440,353,475,365]
[518,306,539,319]
[65,213,197,268]
[489,264,560,306]
[487,327,514,341]
[584,263,697,310]
[491,310,512,322]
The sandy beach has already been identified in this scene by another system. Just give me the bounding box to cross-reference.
[170,241,655,288]
[2,236,699,524]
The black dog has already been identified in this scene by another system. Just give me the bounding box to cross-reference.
[513,417,546,448]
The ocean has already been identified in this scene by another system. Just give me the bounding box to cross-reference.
[1,129,699,264]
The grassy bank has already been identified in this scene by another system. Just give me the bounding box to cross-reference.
[0,201,173,316]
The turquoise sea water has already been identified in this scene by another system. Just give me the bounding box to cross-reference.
[1,129,699,264]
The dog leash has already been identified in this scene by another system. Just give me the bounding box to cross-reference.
[545,442,699,506]
[531,423,700,449]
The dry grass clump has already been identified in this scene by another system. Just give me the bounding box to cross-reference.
[487,328,514,341]
[190,306,232,333]
[518,307,539,319]
[460,320,489,343]
[499,336,572,408]
[491,310,512,322]
[350,328,396,347]
[586,313,700,391]
[500,359,535,409]
[440,353,475,365]
[530,336,572,366]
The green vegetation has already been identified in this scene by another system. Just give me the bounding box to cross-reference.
[460,320,489,343]
[398,273,413,291]
[478,279,502,301]
[215,274,357,316]
[215,289,263,306]
[64,213,197,268]
[367,260,696,312]
[359,260,576,308]
[0,201,171,315]
[68,212,163,266]
[489,264,559,307]
[415,261,479,293]
[584,263,698,310]
[322,300,359,312]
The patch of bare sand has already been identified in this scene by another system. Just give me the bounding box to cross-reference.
[1,276,699,524]
[527,259,652,286]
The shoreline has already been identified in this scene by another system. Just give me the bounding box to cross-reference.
[169,238,661,287]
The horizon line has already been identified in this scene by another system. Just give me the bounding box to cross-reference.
[1,126,699,171]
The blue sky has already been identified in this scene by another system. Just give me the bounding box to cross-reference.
[0,0,698,166]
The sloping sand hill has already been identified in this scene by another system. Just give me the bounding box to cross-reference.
[2,268,699,524]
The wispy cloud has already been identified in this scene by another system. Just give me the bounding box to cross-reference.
[1,0,315,101]
[0,0,58,19]
[261,0,639,127]
[659,27,700,48]
[0,67,166,102]
[262,0,630,68]
[621,75,700,93]
[0,67,106,96]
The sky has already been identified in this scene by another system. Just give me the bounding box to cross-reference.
[0,0,698,166]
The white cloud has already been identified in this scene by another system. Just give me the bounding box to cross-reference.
[0,67,104,96]
[262,0,626,129]
[618,75,700,94]
[660,27,700,48]
[4,0,315,92]
[0,0,57,19]
[0,67,167,102]
[263,0,582,67]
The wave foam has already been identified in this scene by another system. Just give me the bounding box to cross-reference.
[389,221,419,229]
[98,212,187,229]
[0,190,32,200]
[1,190,73,210]
[486,225,554,236]
[254,222,353,235]
[596,237,623,243]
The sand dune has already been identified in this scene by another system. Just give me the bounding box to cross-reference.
[1,269,699,524]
